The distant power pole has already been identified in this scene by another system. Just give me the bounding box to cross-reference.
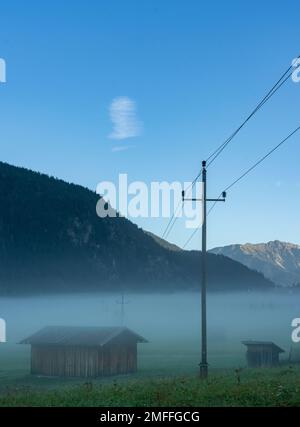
[182,160,226,379]
[116,291,129,326]
[120,292,125,325]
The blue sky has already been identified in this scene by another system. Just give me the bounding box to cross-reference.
[0,0,299,249]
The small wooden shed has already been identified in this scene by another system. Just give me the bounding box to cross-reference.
[242,341,285,368]
[20,326,147,378]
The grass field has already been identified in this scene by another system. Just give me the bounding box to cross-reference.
[1,342,300,407]
[0,366,300,407]
[0,291,299,406]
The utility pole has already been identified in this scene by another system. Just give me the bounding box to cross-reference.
[116,291,129,326]
[121,293,125,325]
[182,160,226,379]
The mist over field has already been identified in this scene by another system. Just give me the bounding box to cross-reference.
[0,290,298,375]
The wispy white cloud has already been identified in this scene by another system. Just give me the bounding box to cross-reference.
[111,145,131,152]
[109,96,142,140]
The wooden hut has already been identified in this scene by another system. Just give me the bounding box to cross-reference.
[242,341,284,368]
[20,326,147,378]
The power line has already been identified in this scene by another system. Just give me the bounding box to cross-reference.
[182,227,198,249]
[206,58,300,167]
[223,124,300,193]
[182,124,300,249]
[182,199,219,249]
[166,57,300,245]
[162,171,201,240]
[206,60,298,164]
[161,201,182,239]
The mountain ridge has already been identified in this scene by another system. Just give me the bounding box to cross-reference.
[0,161,273,294]
[210,240,300,287]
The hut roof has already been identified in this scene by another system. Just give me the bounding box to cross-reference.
[242,340,285,353]
[20,326,148,347]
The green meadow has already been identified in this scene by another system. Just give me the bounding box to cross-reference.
[0,365,300,407]
[0,291,300,406]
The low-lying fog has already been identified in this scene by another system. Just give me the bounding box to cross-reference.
[0,291,299,372]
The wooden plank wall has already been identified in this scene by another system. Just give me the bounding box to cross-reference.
[31,341,138,377]
[31,345,99,377]
[102,342,137,375]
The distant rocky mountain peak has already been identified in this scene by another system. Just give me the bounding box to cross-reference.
[210,241,300,287]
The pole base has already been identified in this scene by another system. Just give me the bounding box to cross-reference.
[199,363,208,379]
